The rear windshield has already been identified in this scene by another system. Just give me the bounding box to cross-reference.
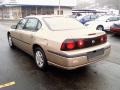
[43,17,85,31]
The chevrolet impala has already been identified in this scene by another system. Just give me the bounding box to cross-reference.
[7,15,111,70]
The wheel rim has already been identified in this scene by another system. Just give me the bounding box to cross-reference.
[8,36,13,46]
[97,27,103,30]
[35,51,44,68]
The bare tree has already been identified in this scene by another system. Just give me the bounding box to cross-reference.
[95,0,120,12]
[76,1,92,9]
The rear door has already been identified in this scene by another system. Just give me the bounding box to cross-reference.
[18,18,42,55]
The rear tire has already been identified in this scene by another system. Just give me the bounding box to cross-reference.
[8,34,15,48]
[34,47,48,70]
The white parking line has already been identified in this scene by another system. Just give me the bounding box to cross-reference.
[0,81,16,89]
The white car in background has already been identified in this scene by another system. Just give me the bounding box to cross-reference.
[85,15,120,31]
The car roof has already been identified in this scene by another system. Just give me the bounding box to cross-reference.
[96,15,119,20]
[25,15,68,19]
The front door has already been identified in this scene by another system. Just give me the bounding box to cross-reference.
[11,18,28,48]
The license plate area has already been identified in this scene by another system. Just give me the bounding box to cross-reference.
[87,49,104,60]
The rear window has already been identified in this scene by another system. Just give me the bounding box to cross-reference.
[43,17,85,31]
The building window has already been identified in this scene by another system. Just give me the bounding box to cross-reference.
[3,7,10,18]
[41,7,54,15]
[37,7,41,14]
[21,6,54,17]
[57,10,63,15]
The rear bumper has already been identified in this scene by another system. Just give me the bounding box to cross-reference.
[47,44,111,70]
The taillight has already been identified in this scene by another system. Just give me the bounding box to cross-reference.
[66,40,75,50]
[77,39,85,48]
[61,39,85,51]
[61,40,76,51]
[100,34,107,43]
[61,34,107,51]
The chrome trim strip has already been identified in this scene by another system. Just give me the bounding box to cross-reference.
[47,50,86,58]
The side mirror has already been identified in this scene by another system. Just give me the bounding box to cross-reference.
[106,19,110,22]
[11,25,17,29]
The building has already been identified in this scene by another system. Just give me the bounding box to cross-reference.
[72,9,107,16]
[0,0,76,19]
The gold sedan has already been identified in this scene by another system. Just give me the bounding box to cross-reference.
[7,15,111,70]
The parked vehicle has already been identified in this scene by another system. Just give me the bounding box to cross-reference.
[110,22,120,35]
[85,15,120,31]
[76,14,99,24]
[7,15,111,70]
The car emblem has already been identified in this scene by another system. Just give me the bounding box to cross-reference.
[92,40,95,44]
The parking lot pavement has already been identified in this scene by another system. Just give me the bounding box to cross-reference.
[0,20,18,28]
[0,23,120,90]
[107,34,120,65]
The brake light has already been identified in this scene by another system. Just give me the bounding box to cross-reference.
[61,40,76,51]
[77,39,85,48]
[100,34,107,43]
[66,40,75,50]
[61,35,107,51]
[61,39,85,51]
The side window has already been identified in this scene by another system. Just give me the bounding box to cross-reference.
[17,19,28,30]
[118,17,120,20]
[83,15,90,21]
[91,15,98,20]
[108,17,118,22]
[24,18,38,31]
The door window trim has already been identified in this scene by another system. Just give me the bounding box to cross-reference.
[23,17,42,32]
[16,18,28,30]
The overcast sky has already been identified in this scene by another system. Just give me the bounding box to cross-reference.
[1,0,94,3]
[77,0,95,3]
[0,0,95,5]
[1,0,76,6]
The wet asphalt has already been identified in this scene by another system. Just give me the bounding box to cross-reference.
[0,22,120,90]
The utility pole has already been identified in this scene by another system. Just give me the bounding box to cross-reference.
[1,5,3,20]
[35,6,38,15]
[58,0,61,15]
